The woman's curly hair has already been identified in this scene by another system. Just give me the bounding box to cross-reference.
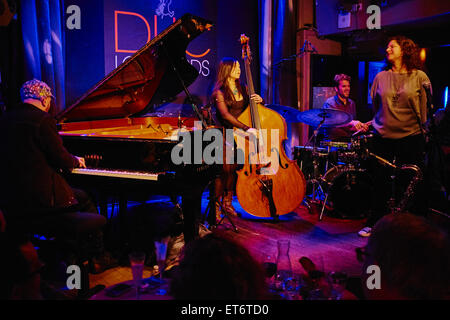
[386,35,423,72]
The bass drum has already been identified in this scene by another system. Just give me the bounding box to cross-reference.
[323,165,373,219]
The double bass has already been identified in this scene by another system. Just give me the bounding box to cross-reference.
[235,34,306,219]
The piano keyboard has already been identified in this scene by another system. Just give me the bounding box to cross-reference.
[71,168,161,181]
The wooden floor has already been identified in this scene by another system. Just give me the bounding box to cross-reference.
[90,193,368,289]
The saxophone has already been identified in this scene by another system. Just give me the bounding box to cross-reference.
[395,164,423,213]
[368,152,423,213]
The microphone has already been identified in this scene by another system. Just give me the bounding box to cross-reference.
[423,82,433,112]
[422,81,432,91]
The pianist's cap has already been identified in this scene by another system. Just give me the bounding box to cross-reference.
[20,79,54,103]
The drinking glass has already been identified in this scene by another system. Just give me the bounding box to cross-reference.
[307,271,329,300]
[129,251,146,299]
[304,255,330,300]
[154,237,170,295]
[327,271,348,300]
[260,251,277,290]
[274,240,293,291]
[284,273,302,300]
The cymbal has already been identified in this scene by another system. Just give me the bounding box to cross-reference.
[264,104,303,122]
[297,108,353,128]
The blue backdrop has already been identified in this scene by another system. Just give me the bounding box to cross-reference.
[20,0,66,113]
[64,0,260,114]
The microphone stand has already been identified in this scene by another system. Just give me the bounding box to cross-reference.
[301,116,331,220]
[423,84,448,212]
[306,117,325,147]
[162,44,208,129]
[272,40,318,67]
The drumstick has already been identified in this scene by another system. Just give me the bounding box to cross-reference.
[352,120,372,136]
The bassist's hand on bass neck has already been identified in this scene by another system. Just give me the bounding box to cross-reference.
[250,94,263,104]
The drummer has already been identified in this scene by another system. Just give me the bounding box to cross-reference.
[320,74,369,141]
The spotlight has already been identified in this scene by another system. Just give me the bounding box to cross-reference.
[420,48,426,63]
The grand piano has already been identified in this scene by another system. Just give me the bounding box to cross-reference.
[57,14,216,243]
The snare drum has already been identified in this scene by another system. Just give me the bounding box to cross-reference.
[320,140,355,165]
[323,165,373,219]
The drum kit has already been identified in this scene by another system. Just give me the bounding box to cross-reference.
[267,104,374,220]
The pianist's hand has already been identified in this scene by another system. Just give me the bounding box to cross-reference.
[75,156,87,168]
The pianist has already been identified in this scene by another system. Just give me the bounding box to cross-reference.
[0,79,112,274]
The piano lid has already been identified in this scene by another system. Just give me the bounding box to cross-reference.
[57,14,213,123]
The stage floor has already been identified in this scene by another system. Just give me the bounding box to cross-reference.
[89,193,368,291]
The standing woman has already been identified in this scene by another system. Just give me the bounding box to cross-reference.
[359,36,431,237]
[211,57,262,221]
